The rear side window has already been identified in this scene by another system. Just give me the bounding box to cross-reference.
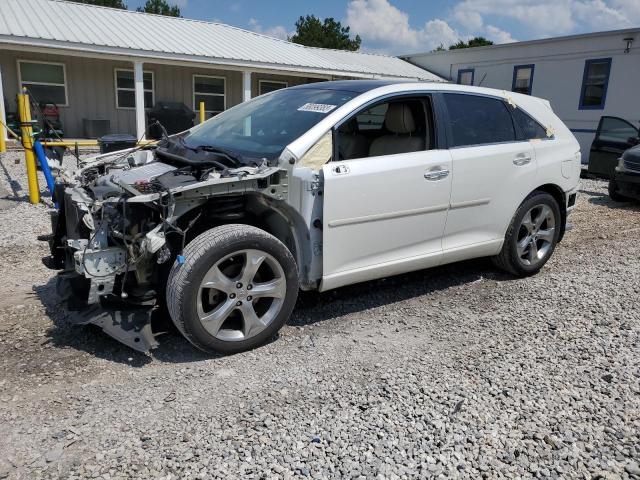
[511,107,548,140]
[443,93,516,147]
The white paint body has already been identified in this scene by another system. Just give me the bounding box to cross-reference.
[283,83,581,291]
[402,28,640,163]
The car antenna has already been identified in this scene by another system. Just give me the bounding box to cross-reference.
[477,73,487,87]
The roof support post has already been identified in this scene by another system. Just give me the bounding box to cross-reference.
[134,61,145,140]
[242,70,252,102]
[0,63,7,149]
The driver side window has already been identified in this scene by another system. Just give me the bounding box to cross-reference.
[335,96,435,161]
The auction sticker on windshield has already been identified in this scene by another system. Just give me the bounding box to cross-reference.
[297,103,337,113]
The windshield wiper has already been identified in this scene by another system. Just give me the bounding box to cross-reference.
[192,145,242,166]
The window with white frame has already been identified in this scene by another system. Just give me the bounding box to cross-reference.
[193,75,225,115]
[259,80,287,95]
[18,60,68,106]
[115,69,154,109]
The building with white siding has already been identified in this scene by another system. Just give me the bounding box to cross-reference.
[402,29,640,163]
[0,0,440,140]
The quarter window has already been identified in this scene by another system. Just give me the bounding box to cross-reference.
[18,61,67,106]
[259,80,287,95]
[512,65,534,95]
[579,58,612,109]
[193,75,225,116]
[511,107,548,140]
[457,69,474,86]
[115,69,154,109]
[443,93,516,147]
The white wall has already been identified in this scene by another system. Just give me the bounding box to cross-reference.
[405,29,640,162]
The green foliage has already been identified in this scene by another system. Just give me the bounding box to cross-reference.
[449,37,494,50]
[68,0,127,8]
[431,43,446,52]
[136,0,181,17]
[289,15,361,51]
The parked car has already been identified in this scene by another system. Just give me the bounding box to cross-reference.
[588,116,640,178]
[43,81,581,354]
[147,101,195,139]
[609,144,640,202]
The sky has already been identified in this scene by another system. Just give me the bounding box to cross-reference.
[126,0,640,55]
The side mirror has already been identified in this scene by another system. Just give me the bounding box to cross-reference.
[627,137,639,146]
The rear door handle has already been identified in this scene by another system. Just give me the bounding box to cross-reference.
[424,168,450,180]
[513,154,532,166]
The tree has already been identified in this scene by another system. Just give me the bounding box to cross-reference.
[68,0,127,8]
[431,43,446,52]
[449,37,494,50]
[289,15,361,51]
[137,0,181,17]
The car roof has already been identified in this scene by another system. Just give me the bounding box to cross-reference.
[289,79,420,94]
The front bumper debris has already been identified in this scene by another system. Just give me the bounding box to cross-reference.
[68,306,159,352]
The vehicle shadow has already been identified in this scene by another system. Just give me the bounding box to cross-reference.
[34,258,512,366]
[583,189,640,210]
[290,258,508,328]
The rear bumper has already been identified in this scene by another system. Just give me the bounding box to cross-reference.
[565,185,579,214]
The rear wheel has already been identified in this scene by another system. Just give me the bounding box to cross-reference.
[167,225,298,354]
[608,179,631,202]
[492,192,561,276]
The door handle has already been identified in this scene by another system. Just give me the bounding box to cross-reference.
[513,154,532,166]
[424,168,450,180]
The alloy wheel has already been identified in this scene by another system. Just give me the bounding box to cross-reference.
[516,204,556,266]
[196,249,287,342]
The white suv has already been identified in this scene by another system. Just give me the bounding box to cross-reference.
[46,80,581,354]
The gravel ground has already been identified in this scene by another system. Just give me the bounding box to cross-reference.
[0,149,639,479]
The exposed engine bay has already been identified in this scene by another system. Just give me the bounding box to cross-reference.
[44,143,297,351]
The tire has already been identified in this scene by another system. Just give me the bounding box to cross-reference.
[492,192,561,277]
[166,224,299,355]
[608,179,631,202]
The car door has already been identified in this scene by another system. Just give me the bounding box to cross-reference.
[321,95,452,290]
[588,116,639,178]
[440,93,538,253]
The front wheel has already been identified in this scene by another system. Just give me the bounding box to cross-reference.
[492,192,561,276]
[166,225,299,355]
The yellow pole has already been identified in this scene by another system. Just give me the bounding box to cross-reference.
[17,91,39,204]
[199,101,205,124]
[0,124,5,153]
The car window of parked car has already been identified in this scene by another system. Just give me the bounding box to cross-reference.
[596,116,639,143]
[335,96,434,161]
[443,93,516,148]
[511,107,548,140]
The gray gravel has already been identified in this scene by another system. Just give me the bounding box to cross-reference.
[0,149,639,479]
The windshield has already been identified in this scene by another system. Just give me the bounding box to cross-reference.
[181,87,358,159]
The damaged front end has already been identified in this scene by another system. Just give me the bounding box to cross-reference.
[43,144,287,352]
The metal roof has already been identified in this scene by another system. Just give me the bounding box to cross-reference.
[0,0,441,81]
[401,27,640,59]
